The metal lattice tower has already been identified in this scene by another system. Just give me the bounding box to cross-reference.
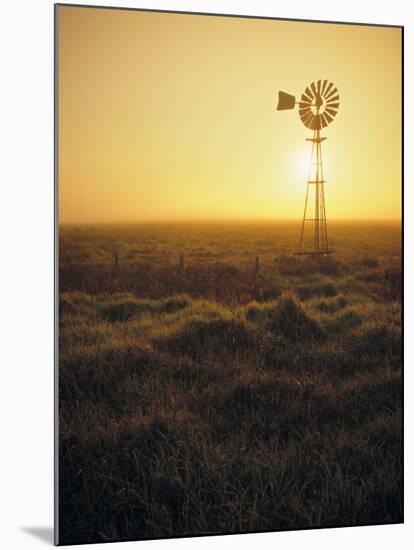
[276,80,340,256]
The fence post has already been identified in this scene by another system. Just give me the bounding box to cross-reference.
[113,251,120,271]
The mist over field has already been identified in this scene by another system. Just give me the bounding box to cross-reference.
[58,221,402,545]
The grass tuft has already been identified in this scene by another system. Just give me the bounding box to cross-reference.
[100,294,191,322]
[245,293,324,342]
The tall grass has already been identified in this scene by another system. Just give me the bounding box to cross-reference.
[58,222,402,544]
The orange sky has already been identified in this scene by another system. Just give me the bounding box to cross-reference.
[57,6,402,223]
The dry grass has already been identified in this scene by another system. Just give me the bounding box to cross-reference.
[58,221,402,544]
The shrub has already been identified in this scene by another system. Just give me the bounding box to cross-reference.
[100,298,142,322]
[322,309,362,334]
[159,295,192,314]
[60,291,94,316]
[384,267,402,301]
[59,342,157,405]
[297,282,337,301]
[100,295,191,322]
[158,315,252,358]
[275,255,344,277]
[274,255,317,276]
[359,256,379,268]
[314,295,348,313]
[245,293,323,342]
[272,293,324,341]
[318,259,347,276]
[348,324,402,359]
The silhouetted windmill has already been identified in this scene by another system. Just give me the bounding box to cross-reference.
[277,80,340,256]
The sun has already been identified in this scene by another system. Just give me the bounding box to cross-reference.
[291,147,312,184]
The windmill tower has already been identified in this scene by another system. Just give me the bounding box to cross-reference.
[276,80,340,256]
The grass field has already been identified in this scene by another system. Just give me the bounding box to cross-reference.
[58,221,402,545]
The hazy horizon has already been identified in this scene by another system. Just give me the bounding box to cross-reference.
[59,217,402,227]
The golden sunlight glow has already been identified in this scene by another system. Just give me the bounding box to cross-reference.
[291,147,313,185]
[58,6,402,223]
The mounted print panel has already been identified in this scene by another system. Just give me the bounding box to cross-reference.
[55,4,403,545]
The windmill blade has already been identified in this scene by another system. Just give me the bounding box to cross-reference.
[300,109,313,122]
[327,102,339,110]
[299,109,313,118]
[299,111,312,121]
[325,87,338,101]
[300,93,312,104]
[317,80,322,94]
[325,107,338,117]
[325,85,337,97]
[303,87,313,102]
[299,103,312,113]
[324,114,332,127]
[320,113,329,128]
[308,114,317,129]
[305,113,315,126]
[321,79,328,95]
[326,94,340,104]
[324,82,334,97]
[301,111,314,127]
[310,81,318,97]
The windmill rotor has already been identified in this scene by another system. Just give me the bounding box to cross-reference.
[298,79,339,130]
[276,80,340,131]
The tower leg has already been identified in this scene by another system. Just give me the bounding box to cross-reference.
[315,131,320,253]
[298,138,315,252]
[319,141,329,254]
[296,129,330,257]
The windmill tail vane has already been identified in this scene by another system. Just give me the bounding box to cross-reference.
[276,80,340,256]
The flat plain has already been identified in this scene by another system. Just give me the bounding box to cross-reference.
[58,221,402,545]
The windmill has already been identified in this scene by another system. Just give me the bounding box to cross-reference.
[276,80,340,256]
